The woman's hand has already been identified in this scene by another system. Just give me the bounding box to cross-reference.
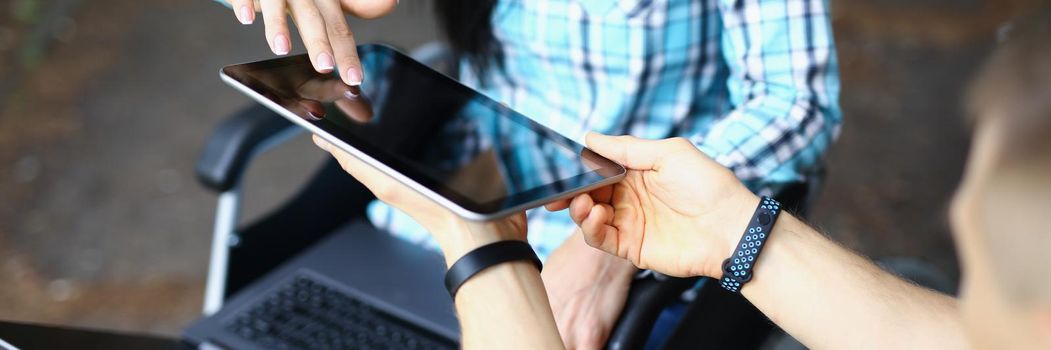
[312,135,526,264]
[546,133,760,278]
[225,0,398,85]
[542,234,635,349]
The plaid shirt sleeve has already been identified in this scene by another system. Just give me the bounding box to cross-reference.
[690,0,842,195]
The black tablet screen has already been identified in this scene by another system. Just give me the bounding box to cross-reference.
[221,44,623,214]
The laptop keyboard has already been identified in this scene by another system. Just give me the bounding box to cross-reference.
[225,275,455,350]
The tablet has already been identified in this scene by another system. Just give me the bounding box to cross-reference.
[220,44,625,220]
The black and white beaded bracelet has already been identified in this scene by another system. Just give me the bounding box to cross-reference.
[719,196,781,293]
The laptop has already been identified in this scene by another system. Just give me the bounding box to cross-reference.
[0,320,190,350]
[184,220,459,349]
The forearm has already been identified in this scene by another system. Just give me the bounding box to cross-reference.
[455,261,564,349]
[739,213,966,349]
[433,222,564,350]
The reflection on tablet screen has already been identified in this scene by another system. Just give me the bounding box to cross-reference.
[223,45,620,213]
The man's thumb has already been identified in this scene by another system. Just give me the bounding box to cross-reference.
[584,132,665,170]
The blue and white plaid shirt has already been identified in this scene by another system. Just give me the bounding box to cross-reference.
[370,0,842,260]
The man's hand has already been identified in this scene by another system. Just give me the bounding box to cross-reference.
[225,0,398,85]
[547,134,971,349]
[543,233,635,349]
[546,133,759,279]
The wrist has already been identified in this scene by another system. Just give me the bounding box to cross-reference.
[433,219,527,266]
[701,190,761,279]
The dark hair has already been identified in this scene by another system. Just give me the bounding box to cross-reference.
[434,0,501,79]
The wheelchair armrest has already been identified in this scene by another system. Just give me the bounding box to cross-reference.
[606,275,699,350]
[196,104,298,192]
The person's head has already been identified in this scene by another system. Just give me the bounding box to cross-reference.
[951,4,1051,348]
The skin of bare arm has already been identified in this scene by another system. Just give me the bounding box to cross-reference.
[547,132,967,349]
[741,214,965,349]
[542,232,636,349]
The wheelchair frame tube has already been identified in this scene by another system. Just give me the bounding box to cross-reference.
[203,189,240,315]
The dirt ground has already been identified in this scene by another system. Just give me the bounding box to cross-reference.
[0,0,1035,337]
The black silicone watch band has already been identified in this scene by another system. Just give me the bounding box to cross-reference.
[720,196,781,293]
[444,241,542,299]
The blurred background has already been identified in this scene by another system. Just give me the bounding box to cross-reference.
[0,0,1035,336]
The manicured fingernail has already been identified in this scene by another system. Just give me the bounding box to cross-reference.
[300,101,325,119]
[344,85,361,98]
[346,68,363,85]
[317,53,334,71]
[273,34,290,55]
[238,6,253,25]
